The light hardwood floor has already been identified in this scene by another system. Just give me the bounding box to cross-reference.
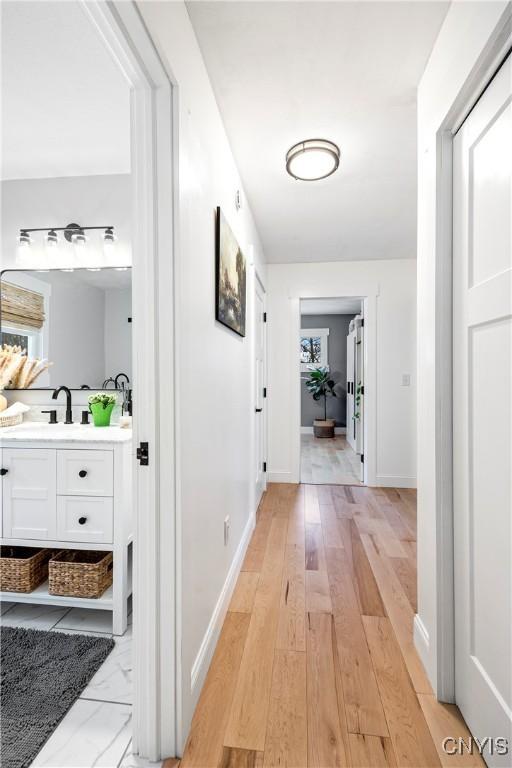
[301,435,362,485]
[181,484,482,768]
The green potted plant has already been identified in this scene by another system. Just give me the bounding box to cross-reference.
[88,392,117,427]
[304,366,338,438]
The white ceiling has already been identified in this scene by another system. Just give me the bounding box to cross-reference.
[187,1,450,263]
[301,297,361,315]
[1,1,131,181]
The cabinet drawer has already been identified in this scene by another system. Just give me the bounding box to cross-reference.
[57,450,113,497]
[57,496,113,544]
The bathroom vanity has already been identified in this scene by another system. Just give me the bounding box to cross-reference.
[0,422,132,635]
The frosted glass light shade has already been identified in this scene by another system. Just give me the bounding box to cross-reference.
[286,139,340,181]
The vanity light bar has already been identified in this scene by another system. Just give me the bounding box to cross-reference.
[18,225,115,248]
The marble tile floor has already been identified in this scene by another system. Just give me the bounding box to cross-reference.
[300,433,363,485]
[0,602,160,768]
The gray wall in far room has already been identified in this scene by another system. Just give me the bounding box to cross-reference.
[301,313,356,427]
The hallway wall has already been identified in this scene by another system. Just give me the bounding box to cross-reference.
[267,259,416,487]
[416,0,511,697]
[137,0,266,749]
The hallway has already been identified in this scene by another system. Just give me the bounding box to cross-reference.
[181,483,481,767]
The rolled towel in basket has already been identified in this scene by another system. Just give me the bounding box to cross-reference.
[1,402,30,417]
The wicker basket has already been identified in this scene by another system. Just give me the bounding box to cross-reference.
[49,550,113,599]
[0,412,22,428]
[0,546,53,592]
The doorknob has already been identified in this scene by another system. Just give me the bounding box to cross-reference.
[255,408,263,413]
[0,468,8,476]
[78,470,88,478]
[78,517,87,525]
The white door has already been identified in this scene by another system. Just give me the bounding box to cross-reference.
[254,277,267,508]
[355,318,364,477]
[3,448,57,539]
[453,54,511,764]
[346,329,356,451]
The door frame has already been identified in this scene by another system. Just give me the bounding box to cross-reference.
[430,24,511,702]
[82,2,179,759]
[294,294,377,487]
[253,270,268,510]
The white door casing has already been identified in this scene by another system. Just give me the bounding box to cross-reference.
[346,328,356,451]
[81,1,177,759]
[355,318,364,476]
[254,276,267,508]
[453,53,511,763]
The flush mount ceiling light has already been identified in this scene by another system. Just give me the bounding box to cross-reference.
[286,138,340,181]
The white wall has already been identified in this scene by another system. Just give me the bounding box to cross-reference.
[267,259,417,486]
[137,1,266,748]
[416,1,511,694]
[1,174,132,270]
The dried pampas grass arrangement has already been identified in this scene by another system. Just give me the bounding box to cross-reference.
[0,344,52,390]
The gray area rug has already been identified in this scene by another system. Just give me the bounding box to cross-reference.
[0,626,114,768]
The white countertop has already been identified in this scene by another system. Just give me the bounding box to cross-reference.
[0,421,132,444]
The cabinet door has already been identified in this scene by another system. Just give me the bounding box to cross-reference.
[3,449,57,539]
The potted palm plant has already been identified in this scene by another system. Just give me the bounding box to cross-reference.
[304,366,337,438]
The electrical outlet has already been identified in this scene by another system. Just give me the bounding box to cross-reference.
[224,516,230,545]
[401,373,411,387]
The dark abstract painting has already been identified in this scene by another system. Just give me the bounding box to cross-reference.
[216,207,246,337]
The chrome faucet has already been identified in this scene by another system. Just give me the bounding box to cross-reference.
[52,386,73,424]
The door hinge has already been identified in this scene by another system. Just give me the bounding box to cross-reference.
[263,461,267,473]
[360,318,364,327]
[360,453,364,463]
[360,385,364,395]
[263,387,267,398]
[137,442,149,466]
[263,312,267,322]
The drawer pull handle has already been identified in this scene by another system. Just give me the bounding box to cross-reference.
[78,517,87,525]
[78,470,88,478]
[0,468,8,476]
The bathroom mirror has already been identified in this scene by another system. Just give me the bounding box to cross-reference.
[0,267,132,390]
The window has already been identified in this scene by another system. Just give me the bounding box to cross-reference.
[300,327,329,371]
[1,325,43,358]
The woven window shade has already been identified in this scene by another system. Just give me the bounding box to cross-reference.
[1,281,45,330]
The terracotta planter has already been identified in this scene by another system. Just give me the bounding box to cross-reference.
[313,419,335,438]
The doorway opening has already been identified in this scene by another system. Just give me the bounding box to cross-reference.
[299,297,365,485]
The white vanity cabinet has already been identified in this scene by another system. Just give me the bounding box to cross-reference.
[0,425,132,635]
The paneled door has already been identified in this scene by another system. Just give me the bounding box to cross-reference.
[3,448,57,539]
[453,53,511,764]
[254,277,267,508]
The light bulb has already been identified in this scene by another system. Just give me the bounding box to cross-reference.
[46,229,58,247]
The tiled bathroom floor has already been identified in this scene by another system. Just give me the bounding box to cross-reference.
[1,603,161,768]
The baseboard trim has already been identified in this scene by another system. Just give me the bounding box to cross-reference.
[300,426,346,435]
[190,512,254,694]
[374,475,417,489]
[413,614,430,670]
[267,471,298,483]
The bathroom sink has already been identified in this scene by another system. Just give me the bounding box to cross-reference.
[0,421,131,443]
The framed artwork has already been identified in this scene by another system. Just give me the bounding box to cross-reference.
[215,207,246,337]
[300,327,329,371]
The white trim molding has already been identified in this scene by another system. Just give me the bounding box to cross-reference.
[414,614,431,672]
[374,475,417,489]
[190,513,255,695]
[81,1,178,760]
